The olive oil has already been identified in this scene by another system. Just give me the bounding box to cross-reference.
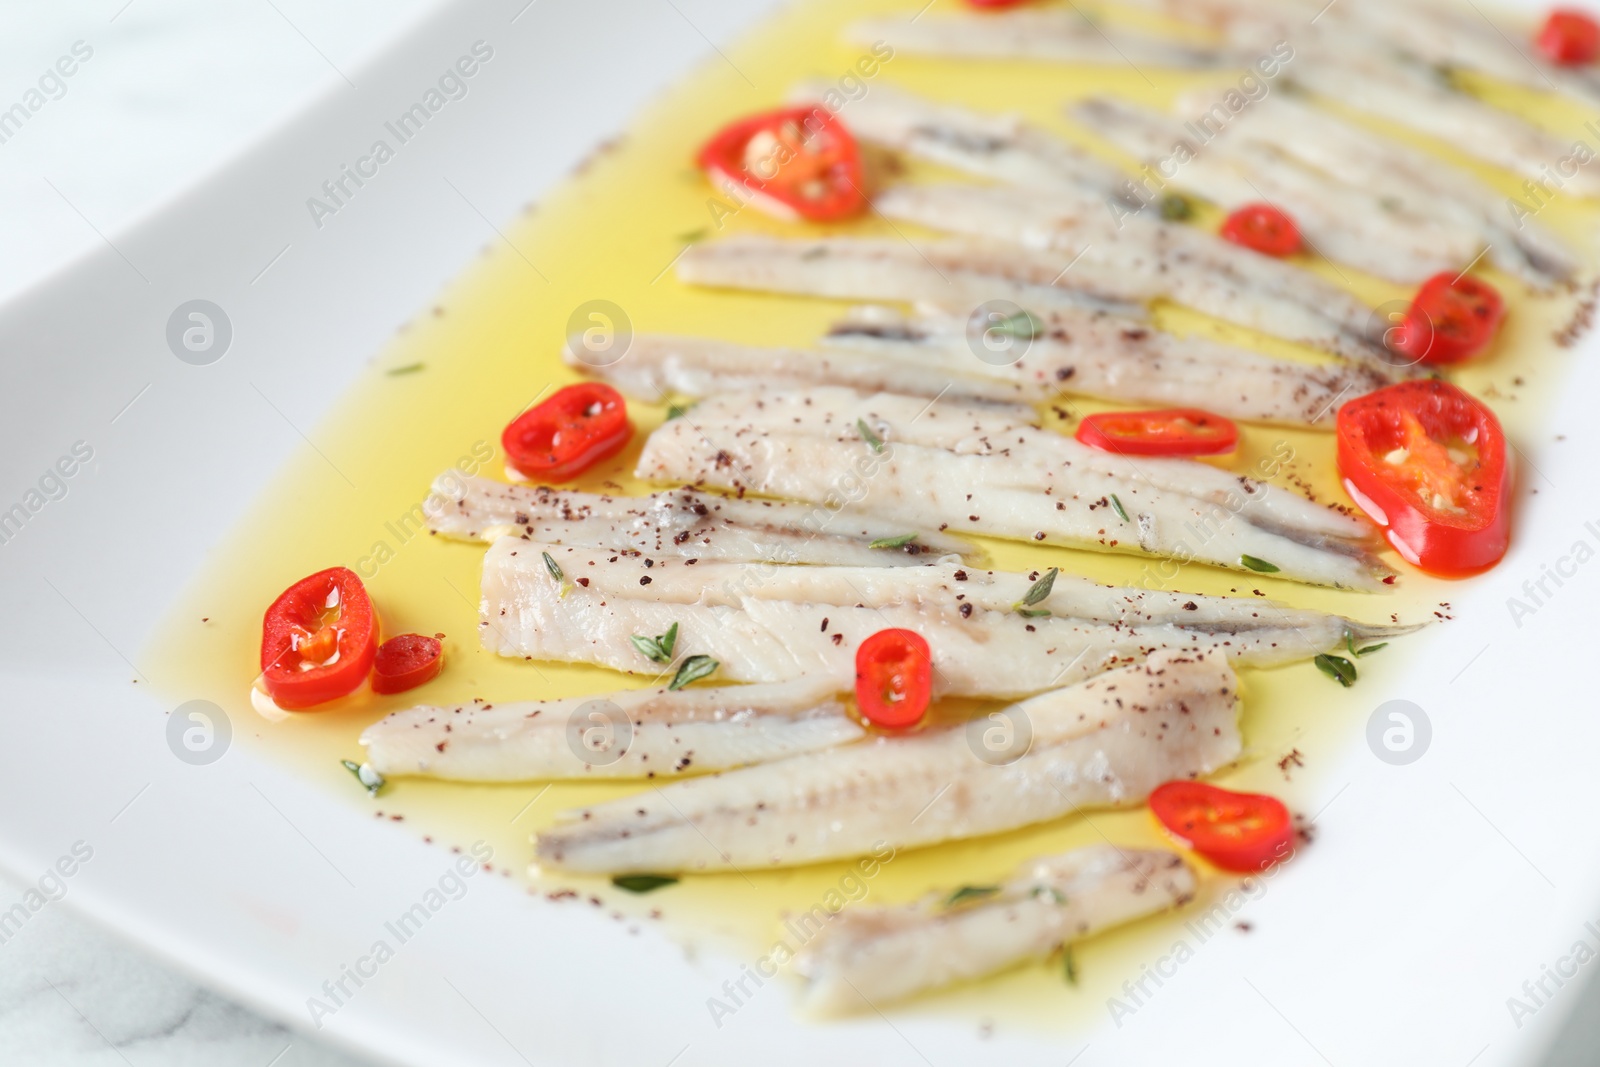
[145,0,1591,1032]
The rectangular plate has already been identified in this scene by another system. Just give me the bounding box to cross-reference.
[1,1,1596,1065]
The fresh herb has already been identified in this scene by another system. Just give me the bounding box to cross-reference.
[543,551,564,583]
[1031,885,1067,905]
[945,885,1000,907]
[631,622,679,664]
[857,418,884,453]
[612,873,679,893]
[340,759,385,798]
[1346,632,1387,657]
[1109,493,1129,522]
[665,403,690,421]
[1239,554,1280,574]
[1314,653,1357,688]
[1062,946,1078,985]
[675,228,708,244]
[1016,608,1052,618]
[1014,567,1059,616]
[870,533,918,550]
[385,362,425,376]
[668,654,719,691]
[1159,193,1193,221]
[991,309,1044,341]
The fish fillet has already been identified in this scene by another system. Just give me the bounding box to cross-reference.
[847,10,1226,67]
[1183,90,1576,288]
[423,472,976,564]
[792,845,1196,1014]
[874,182,1396,364]
[1071,93,1574,287]
[1068,96,1478,285]
[478,540,1412,694]
[676,235,1146,319]
[533,650,1242,873]
[635,387,1388,588]
[360,677,860,781]
[577,313,1392,427]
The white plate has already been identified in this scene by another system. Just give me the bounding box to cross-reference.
[1,1,1596,1064]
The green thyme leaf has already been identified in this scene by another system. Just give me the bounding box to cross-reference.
[1031,885,1067,904]
[631,622,680,664]
[1314,653,1357,688]
[665,403,689,421]
[543,551,564,583]
[1355,642,1387,657]
[675,228,708,244]
[341,759,385,798]
[870,533,918,550]
[631,634,669,663]
[992,310,1044,340]
[1109,493,1129,522]
[1239,554,1280,574]
[945,885,1000,907]
[385,362,425,376]
[857,418,884,453]
[1062,946,1079,985]
[668,654,719,691]
[1016,608,1052,618]
[1020,567,1059,607]
[612,874,679,893]
[1159,193,1192,221]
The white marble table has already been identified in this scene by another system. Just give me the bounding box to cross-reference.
[1,2,1597,1064]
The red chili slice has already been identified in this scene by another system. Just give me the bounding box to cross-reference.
[1219,203,1301,257]
[1075,407,1239,456]
[697,105,867,222]
[854,628,933,729]
[1388,272,1505,366]
[1538,9,1600,64]
[260,567,377,710]
[372,634,444,695]
[1149,781,1295,873]
[502,382,632,483]
[1337,379,1511,576]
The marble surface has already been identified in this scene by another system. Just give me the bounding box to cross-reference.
[2,2,1599,1065]
[0,873,370,1067]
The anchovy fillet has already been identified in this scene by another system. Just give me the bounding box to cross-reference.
[635,387,1388,587]
[792,845,1196,1014]
[874,182,1396,364]
[577,314,1392,427]
[1289,47,1600,200]
[423,472,976,564]
[533,650,1242,873]
[478,540,1413,695]
[806,83,1395,363]
[1180,90,1577,288]
[1069,94,1573,287]
[676,235,1147,319]
[360,677,859,781]
[795,80,1128,198]
[846,10,1227,67]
